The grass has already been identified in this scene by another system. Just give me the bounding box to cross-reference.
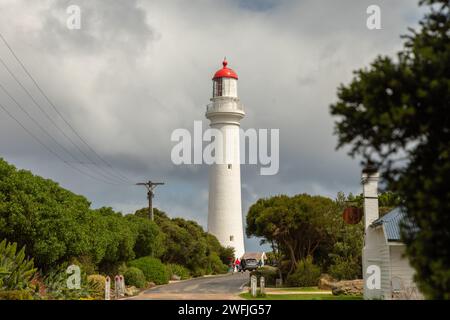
[276,286,325,292]
[239,293,363,300]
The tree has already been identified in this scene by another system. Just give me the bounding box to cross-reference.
[0,158,160,272]
[325,192,364,280]
[330,0,449,298]
[147,208,229,276]
[246,194,341,274]
[125,214,165,259]
[0,158,94,268]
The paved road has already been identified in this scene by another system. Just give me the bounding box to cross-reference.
[129,272,249,300]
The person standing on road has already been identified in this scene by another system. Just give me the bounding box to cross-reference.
[234,258,241,273]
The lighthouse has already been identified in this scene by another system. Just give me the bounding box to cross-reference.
[206,59,245,259]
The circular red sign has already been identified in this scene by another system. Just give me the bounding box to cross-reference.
[342,206,363,224]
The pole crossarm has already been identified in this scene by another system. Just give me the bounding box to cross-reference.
[136,181,165,220]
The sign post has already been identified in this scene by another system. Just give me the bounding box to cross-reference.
[105,276,110,300]
[114,275,120,299]
[250,275,257,297]
[260,276,265,295]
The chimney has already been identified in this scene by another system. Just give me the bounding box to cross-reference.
[361,165,379,230]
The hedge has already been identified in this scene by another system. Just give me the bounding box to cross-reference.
[128,257,169,285]
[124,267,146,288]
[250,266,279,287]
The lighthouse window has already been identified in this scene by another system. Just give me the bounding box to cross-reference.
[228,164,232,170]
[214,79,223,97]
[230,235,234,241]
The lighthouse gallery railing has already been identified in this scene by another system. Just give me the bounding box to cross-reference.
[206,100,244,113]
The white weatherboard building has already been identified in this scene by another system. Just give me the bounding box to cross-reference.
[206,59,245,259]
[362,168,423,300]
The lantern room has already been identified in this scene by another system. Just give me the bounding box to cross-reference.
[212,59,238,98]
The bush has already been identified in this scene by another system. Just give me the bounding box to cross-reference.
[286,257,321,287]
[166,264,190,280]
[191,267,206,278]
[128,257,169,285]
[0,239,36,290]
[70,256,97,276]
[118,262,128,276]
[87,274,106,298]
[328,255,361,280]
[44,265,92,300]
[0,290,33,300]
[124,267,146,288]
[207,253,228,275]
[250,266,279,287]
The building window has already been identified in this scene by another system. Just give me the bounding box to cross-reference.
[228,164,232,170]
[230,235,234,241]
[214,79,223,97]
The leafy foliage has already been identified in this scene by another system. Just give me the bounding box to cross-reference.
[0,157,232,299]
[0,289,33,300]
[246,191,400,281]
[128,256,169,285]
[250,266,279,287]
[126,214,165,259]
[0,239,36,290]
[124,267,146,288]
[43,265,98,300]
[246,194,341,274]
[206,252,228,275]
[328,256,361,281]
[329,0,450,298]
[285,256,321,287]
[0,158,164,272]
[152,209,229,276]
[323,192,364,280]
[166,263,190,280]
[86,274,106,299]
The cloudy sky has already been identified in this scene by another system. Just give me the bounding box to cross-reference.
[0,0,424,251]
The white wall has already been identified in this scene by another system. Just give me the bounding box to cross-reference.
[207,121,245,258]
[362,170,382,299]
[364,226,389,300]
[388,244,424,300]
[206,89,245,259]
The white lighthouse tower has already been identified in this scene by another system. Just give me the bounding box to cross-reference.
[206,59,245,259]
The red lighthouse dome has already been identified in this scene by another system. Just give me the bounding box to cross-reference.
[213,58,238,80]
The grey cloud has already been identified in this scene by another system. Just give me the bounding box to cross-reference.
[40,0,156,55]
[0,0,422,252]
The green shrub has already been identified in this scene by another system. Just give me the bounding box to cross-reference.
[118,262,128,276]
[328,255,361,280]
[70,256,97,276]
[250,266,279,287]
[166,264,190,280]
[0,239,36,290]
[0,290,33,300]
[128,257,169,285]
[87,274,106,298]
[124,267,146,288]
[207,253,228,275]
[286,257,321,287]
[44,264,94,300]
[191,267,206,277]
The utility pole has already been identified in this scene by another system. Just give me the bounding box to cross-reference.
[136,181,164,220]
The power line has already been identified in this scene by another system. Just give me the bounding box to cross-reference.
[0,32,134,184]
[0,80,127,185]
[0,100,124,186]
[0,53,129,185]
